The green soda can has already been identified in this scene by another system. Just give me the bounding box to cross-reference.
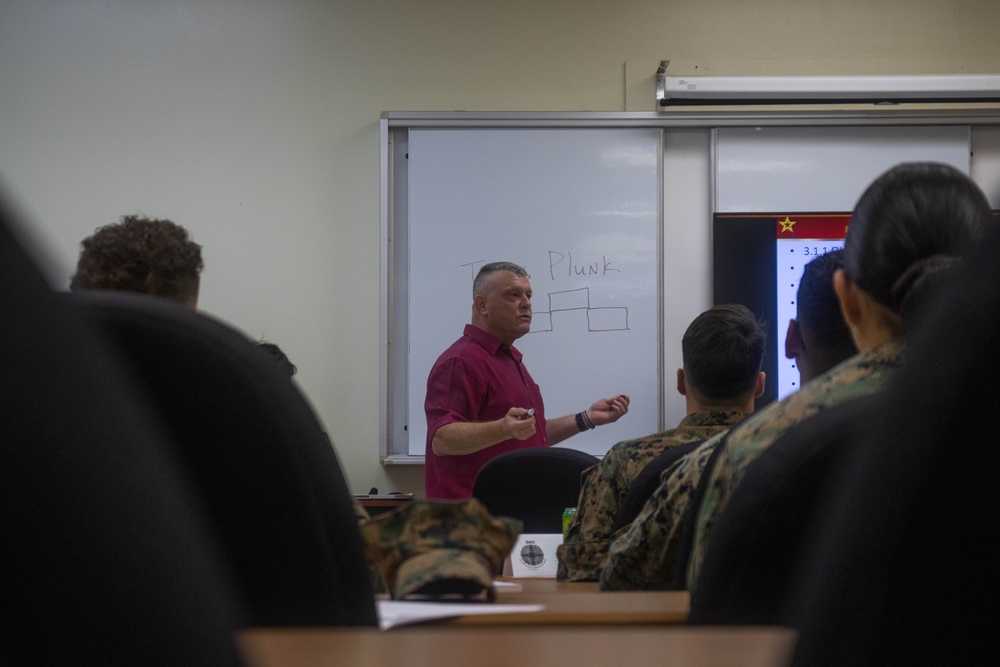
[562,507,576,538]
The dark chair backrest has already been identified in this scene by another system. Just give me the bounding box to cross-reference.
[1,202,243,665]
[688,396,878,626]
[790,223,1000,666]
[611,439,705,533]
[63,289,377,628]
[472,447,600,533]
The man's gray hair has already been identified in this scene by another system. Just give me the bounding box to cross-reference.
[473,261,528,296]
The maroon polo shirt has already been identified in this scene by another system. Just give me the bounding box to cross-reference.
[424,324,547,499]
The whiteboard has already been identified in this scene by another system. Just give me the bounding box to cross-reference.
[405,128,661,456]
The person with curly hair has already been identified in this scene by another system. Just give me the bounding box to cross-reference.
[70,215,203,308]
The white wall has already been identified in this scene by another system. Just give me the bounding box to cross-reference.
[2,0,999,497]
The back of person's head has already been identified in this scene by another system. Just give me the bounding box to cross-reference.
[682,304,767,403]
[844,162,990,331]
[796,250,857,374]
[70,214,203,308]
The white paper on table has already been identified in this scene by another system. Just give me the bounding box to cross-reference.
[376,600,545,630]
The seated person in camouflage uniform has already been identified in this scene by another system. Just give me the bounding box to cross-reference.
[784,250,858,386]
[601,162,990,592]
[556,304,766,581]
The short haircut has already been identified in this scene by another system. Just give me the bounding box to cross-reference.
[682,304,767,400]
[797,250,856,367]
[70,215,203,304]
[472,261,529,296]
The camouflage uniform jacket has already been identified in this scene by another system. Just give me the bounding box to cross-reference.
[556,411,747,581]
[685,339,905,590]
[601,341,904,591]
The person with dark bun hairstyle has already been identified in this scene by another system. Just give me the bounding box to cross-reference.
[834,161,986,346]
[602,162,990,592]
[680,162,991,589]
[789,180,1000,667]
[70,215,203,309]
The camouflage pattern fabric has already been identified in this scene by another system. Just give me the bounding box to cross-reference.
[394,548,494,600]
[360,497,522,600]
[599,436,722,590]
[601,341,904,591]
[351,499,387,594]
[686,339,905,591]
[555,411,747,581]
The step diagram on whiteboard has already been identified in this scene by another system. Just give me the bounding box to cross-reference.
[530,287,629,334]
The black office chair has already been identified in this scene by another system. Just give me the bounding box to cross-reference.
[789,224,1000,666]
[472,447,600,533]
[688,396,878,626]
[64,289,377,628]
[611,439,705,533]
[1,202,244,665]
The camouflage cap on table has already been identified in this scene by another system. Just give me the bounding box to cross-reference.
[361,498,522,601]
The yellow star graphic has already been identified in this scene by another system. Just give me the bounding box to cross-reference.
[779,216,796,233]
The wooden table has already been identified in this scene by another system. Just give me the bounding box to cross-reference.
[441,590,690,626]
[438,576,689,626]
[375,577,689,627]
[240,626,797,667]
[355,494,413,516]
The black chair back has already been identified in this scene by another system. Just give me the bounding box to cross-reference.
[64,289,377,627]
[1,202,244,665]
[472,447,599,533]
[688,397,877,625]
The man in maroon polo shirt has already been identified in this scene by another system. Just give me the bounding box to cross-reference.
[424,261,630,500]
